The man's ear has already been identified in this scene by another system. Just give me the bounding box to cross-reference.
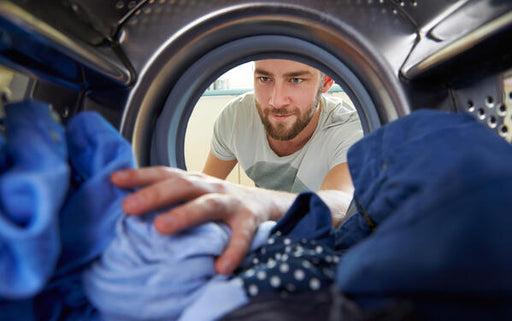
[322,75,335,93]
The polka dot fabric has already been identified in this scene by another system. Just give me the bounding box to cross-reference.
[238,231,340,297]
[235,192,340,298]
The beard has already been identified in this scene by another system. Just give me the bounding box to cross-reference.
[256,87,323,141]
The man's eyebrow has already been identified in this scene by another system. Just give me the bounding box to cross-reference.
[254,68,272,76]
[254,69,313,78]
[284,71,313,78]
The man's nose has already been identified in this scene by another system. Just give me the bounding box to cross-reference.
[269,82,288,108]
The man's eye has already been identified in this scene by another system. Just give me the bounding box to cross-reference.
[259,76,270,82]
[290,78,304,84]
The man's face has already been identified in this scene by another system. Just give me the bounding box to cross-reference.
[253,59,327,141]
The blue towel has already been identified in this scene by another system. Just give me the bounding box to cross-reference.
[336,110,512,319]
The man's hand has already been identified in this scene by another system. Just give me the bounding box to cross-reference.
[110,166,295,275]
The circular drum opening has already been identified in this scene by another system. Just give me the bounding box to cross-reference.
[122,3,411,167]
[151,35,380,168]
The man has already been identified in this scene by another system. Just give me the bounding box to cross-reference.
[203,59,362,193]
[110,59,363,275]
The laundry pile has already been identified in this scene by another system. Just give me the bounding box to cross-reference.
[1,100,512,321]
[83,191,343,321]
[0,100,343,321]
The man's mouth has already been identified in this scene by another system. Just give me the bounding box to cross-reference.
[272,114,291,120]
[270,110,295,121]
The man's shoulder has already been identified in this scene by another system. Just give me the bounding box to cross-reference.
[321,95,361,127]
[224,92,254,109]
[218,92,255,119]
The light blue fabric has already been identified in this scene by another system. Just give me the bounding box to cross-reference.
[83,212,274,321]
[178,276,248,321]
[0,100,69,299]
[178,220,277,321]
[178,221,276,321]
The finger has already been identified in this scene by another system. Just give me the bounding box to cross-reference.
[111,166,184,188]
[154,195,256,275]
[121,174,208,215]
[152,194,231,232]
[215,219,256,275]
[153,193,258,274]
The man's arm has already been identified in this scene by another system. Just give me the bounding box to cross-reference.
[110,164,354,275]
[202,150,238,179]
[317,162,354,226]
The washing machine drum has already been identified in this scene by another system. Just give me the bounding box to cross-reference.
[111,0,512,168]
[1,1,510,168]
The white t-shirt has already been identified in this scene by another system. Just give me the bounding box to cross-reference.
[211,92,363,193]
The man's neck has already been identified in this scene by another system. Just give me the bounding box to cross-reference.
[267,103,322,157]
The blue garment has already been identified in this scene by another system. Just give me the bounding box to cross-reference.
[0,100,135,320]
[57,111,134,275]
[35,111,135,321]
[178,221,276,321]
[83,211,275,321]
[0,135,8,173]
[0,100,69,299]
[336,110,512,319]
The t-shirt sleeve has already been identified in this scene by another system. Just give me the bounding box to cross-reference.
[210,101,238,161]
[329,112,364,169]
